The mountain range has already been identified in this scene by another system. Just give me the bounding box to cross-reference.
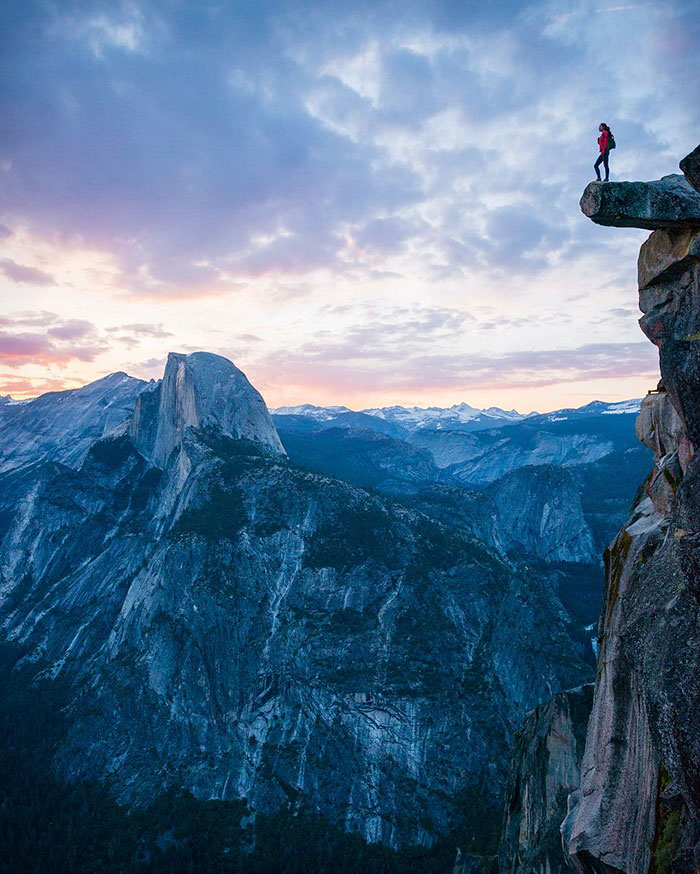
[0,350,645,871]
[3,147,699,874]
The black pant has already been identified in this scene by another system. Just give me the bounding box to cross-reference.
[594,149,610,180]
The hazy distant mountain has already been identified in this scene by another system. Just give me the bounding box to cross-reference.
[271,403,354,420]
[274,397,651,597]
[273,400,533,434]
[359,401,530,432]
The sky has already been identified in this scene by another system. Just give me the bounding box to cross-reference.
[1,0,699,412]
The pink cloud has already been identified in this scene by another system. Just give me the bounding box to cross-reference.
[0,259,57,286]
[0,313,108,367]
[0,373,76,398]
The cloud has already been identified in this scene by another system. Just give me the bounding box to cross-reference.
[351,217,425,255]
[0,259,57,286]
[0,311,60,328]
[104,322,174,350]
[0,312,108,366]
[4,0,695,299]
[127,356,167,380]
[0,373,76,398]
[106,323,173,337]
[48,319,97,341]
[253,338,659,395]
[0,0,696,409]
[476,202,570,272]
[297,303,477,357]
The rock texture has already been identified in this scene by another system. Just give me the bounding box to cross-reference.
[131,351,285,465]
[0,371,146,473]
[563,147,700,872]
[472,466,597,564]
[411,428,614,482]
[499,685,593,874]
[680,144,700,194]
[580,175,700,230]
[0,352,592,853]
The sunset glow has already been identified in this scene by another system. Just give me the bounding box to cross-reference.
[2,0,698,411]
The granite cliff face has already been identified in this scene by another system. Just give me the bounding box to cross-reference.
[471,466,596,564]
[559,147,700,873]
[0,352,592,855]
[500,685,593,874]
[131,351,285,465]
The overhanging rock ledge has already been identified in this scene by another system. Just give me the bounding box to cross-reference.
[580,174,700,231]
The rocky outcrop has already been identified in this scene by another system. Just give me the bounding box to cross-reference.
[130,351,285,465]
[499,685,593,874]
[638,228,700,293]
[560,489,662,874]
[580,175,700,230]
[634,390,688,517]
[562,148,700,873]
[680,144,700,194]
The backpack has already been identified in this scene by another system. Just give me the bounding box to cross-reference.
[608,131,616,149]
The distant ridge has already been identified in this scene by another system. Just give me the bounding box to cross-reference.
[272,398,642,433]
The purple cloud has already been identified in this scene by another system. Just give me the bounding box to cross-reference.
[48,319,96,341]
[0,313,107,366]
[5,0,694,297]
[106,323,174,338]
[0,259,57,286]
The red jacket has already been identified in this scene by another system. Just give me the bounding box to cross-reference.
[598,130,610,153]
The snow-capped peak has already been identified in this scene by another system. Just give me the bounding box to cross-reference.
[599,399,643,415]
[360,403,530,431]
[271,404,353,421]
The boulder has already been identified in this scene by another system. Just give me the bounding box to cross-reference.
[680,144,700,194]
[580,175,700,230]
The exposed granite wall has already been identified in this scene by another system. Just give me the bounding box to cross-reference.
[499,685,593,874]
[560,148,700,873]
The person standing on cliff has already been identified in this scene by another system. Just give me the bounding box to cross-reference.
[594,123,613,182]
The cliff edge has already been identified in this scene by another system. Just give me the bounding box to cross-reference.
[561,147,700,873]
